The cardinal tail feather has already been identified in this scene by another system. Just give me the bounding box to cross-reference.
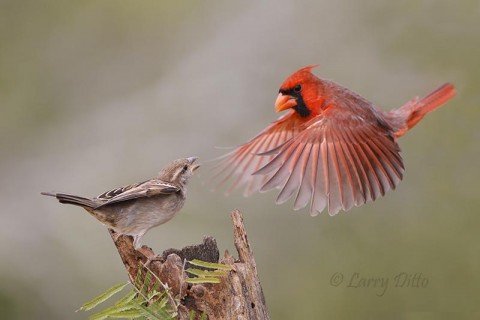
[407,83,456,130]
[391,83,455,138]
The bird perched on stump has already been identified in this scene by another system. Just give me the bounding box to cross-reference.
[213,65,456,215]
[42,157,200,248]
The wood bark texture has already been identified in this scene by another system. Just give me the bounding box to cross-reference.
[109,209,269,320]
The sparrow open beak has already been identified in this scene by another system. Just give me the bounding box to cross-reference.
[187,156,200,171]
[187,156,198,163]
[275,93,297,112]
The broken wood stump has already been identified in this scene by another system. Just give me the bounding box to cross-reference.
[109,209,269,320]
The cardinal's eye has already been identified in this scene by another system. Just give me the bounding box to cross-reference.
[293,84,302,92]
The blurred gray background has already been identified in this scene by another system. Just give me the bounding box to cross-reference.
[1,1,479,319]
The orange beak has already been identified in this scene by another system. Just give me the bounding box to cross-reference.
[275,93,297,112]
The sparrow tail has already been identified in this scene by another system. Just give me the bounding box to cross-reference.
[41,192,96,208]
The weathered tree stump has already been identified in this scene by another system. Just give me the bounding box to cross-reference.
[109,209,269,320]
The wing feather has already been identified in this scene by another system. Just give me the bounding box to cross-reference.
[336,127,366,206]
[327,129,344,214]
[354,134,383,200]
[260,141,301,192]
[293,140,316,210]
[343,126,374,203]
[276,140,309,204]
[311,137,327,215]
[214,101,405,215]
[365,135,400,189]
[94,180,178,208]
[330,129,355,212]
[212,110,303,196]
[224,131,273,194]
[96,181,144,200]
[254,114,404,215]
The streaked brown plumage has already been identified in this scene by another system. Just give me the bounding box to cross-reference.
[214,65,456,215]
[42,157,200,247]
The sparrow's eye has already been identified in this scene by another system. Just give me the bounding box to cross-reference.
[293,84,302,92]
[183,165,188,172]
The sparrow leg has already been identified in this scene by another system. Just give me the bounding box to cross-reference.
[132,232,146,249]
[133,231,157,264]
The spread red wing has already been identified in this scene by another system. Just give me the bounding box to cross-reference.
[254,115,404,215]
[212,110,304,196]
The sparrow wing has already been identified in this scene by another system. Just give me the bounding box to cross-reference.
[212,110,304,196]
[255,109,404,216]
[94,180,179,208]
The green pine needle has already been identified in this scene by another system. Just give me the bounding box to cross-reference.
[186,268,226,277]
[132,300,175,320]
[80,259,231,319]
[189,259,233,271]
[89,304,138,320]
[102,309,145,318]
[185,277,221,284]
[79,282,128,312]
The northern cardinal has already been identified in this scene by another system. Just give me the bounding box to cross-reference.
[213,65,455,215]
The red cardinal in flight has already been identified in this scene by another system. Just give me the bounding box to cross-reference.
[213,65,455,215]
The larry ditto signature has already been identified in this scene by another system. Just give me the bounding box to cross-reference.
[329,272,429,297]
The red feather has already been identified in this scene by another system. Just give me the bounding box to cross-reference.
[214,66,456,215]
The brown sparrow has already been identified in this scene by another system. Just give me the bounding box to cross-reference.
[42,157,200,248]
